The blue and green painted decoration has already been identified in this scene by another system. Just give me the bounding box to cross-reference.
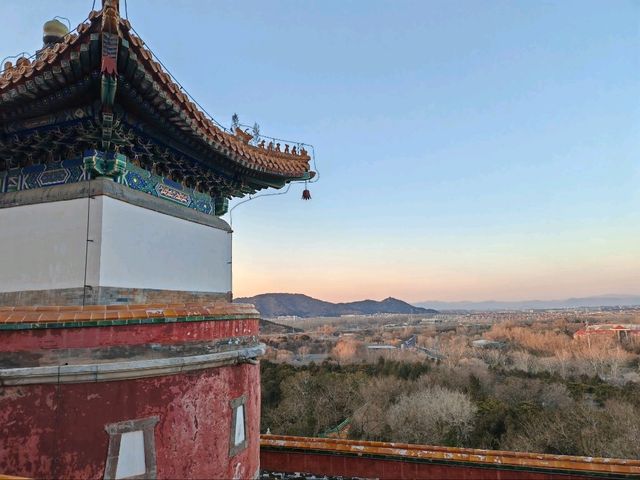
[0,150,228,216]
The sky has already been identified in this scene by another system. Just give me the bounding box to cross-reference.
[3,1,639,303]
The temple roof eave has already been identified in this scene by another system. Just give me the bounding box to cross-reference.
[117,15,313,181]
[0,4,315,190]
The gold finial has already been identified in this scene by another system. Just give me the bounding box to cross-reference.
[43,19,69,46]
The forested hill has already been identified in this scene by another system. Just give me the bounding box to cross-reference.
[234,293,437,318]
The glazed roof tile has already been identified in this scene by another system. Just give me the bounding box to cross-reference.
[261,435,640,476]
[0,302,259,324]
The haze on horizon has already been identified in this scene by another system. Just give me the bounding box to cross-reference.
[6,1,637,303]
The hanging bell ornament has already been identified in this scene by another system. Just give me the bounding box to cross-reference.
[302,181,311,200]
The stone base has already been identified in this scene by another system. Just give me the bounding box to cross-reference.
[0,286,232,306]
[0,302,263,479]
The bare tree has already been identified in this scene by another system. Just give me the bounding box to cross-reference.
[387,385,477,446]
[351,377,407,441]
[504,399,640,459]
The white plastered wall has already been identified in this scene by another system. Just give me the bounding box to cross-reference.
[0,195,231,294]
[0,198,95,292]
[97,195,231,292]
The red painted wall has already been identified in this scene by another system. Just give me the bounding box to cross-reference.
[0,363,260,479]
[0,318,259,352]
[261,451,597,480]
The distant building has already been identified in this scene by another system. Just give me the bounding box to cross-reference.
[574,324,640,339]
[401,334,418,349]
[472,339,505,349]
[420,317,443,324]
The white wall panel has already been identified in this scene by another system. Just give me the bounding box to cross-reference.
[0,199,92,292]
[99,196,231,293]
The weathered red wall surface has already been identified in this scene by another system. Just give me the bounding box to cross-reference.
[0,363,260,479]
[0,318,258,352]
[260,450,606,480]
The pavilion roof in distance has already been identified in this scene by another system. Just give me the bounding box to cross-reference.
[0,0,314,198]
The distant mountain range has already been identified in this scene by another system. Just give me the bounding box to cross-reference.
[415,295,640,311]
[234,293,437,318]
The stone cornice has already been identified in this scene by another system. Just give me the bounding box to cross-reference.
[0,177,232,231]
[0,343,265,385]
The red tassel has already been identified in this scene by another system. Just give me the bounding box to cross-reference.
[302,189,311,200]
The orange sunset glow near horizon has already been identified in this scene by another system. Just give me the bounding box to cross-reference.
[232,220,640,303]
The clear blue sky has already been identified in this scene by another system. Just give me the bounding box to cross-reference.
[4,1,639,302]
